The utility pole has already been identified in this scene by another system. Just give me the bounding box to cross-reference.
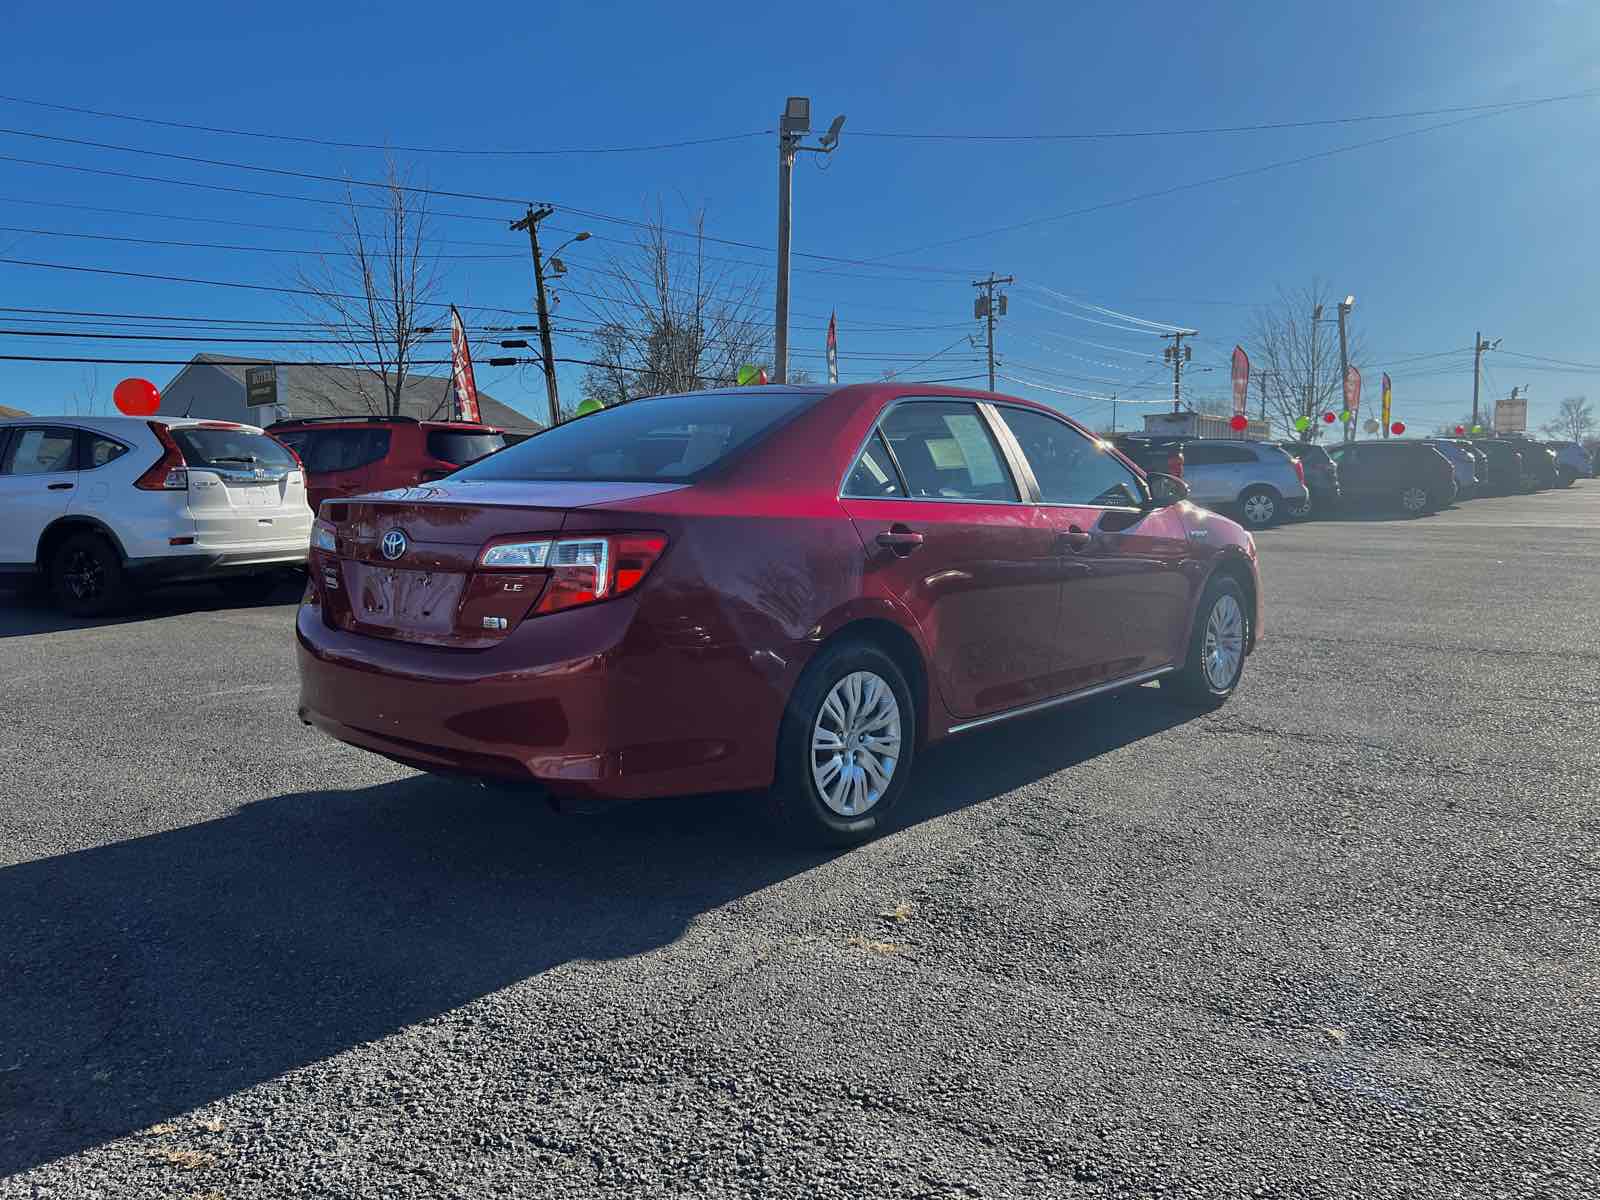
[1109,393,1118,433]
[1470,331,1500,431]
[1336,295,1354,443]
[973,274,1013,391]
[510,204,561,428]
[1310,303,1322,429]
[1160,330,1197,413]
[1257,371,1269,424]
[774,98,845,384]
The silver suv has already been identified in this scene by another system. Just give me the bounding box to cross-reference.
[1178,439,1311,529]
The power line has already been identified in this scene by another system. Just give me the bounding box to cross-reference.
[871,94,1596,259]
[852,87,1600,141]
[0,93,769,156]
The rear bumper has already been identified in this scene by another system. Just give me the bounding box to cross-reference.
[294,599,782,801]
[126,547,307,585]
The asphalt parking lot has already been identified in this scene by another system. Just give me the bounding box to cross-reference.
[2,486,1597,1199]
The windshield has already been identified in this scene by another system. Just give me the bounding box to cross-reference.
[171,426,298,471]
[454,389,821,483]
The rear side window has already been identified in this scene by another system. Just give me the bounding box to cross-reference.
[277,428,390,473]
[427,430,505,466]
[2,426,76,474]
[170,426,298,471]
[878,401,1018,502]
[995,406,1142,507]
[842,431,906,499]
[82,434,129,470]
[456,389,818,483]
[1183,443,1255,466]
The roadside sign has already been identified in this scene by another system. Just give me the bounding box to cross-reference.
[1494,397,1527,434]
[245,365,278,408]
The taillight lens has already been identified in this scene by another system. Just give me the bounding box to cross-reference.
[478,532,668,616]
[1292,458,1307,487]
[133,421,188,491]
[312,520,337,553]
[1166,451,1183,478]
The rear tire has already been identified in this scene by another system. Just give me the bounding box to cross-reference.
[1283,493,1313,521]
[1398,485,1432,515]
[49,532,130,618]
[1237,486,1281,530]
[770,640,916,848]
[1162,575,1249,709]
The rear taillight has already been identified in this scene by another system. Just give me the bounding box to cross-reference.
[133,421,188,491]
[312,520,337,553]
[478,532,668,616]
[1166,451,1183,478]
[1292,458,1307,487]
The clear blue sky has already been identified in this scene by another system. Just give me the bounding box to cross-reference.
[0,0,1595,433]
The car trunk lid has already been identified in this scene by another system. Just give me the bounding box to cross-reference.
[314,480,683,648]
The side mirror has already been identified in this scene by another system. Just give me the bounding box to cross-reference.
[1145,472,1190,508]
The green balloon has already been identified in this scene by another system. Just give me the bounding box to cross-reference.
[574,397,604,416]
[1340,410,1353,422]
[1471,424,1483,434]
[736,365,760,386]
[1293,416,1311,431]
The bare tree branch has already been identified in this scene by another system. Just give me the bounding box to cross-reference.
[1248,279,1367,441]
[294,160,443,416]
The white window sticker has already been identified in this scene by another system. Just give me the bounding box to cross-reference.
[942,413,1004,487]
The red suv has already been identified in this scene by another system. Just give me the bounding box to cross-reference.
[269,416,506,513]
[296,385,1261,846]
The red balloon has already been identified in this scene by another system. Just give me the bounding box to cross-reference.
[1454,425,1465,435]
[1229,414,1248,431]
[113,377,161,416]
[1322,411,1336,424]
[1390,421,1406,435]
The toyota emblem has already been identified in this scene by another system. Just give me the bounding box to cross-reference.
[380,529,408,561]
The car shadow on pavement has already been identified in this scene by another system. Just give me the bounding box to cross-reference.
[0,576,303,638]
[0,687,1194,1177]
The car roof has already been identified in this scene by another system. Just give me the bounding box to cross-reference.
[0,414,265,433]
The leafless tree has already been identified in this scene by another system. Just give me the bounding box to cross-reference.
[1248,280,1367,441]
[1541,395,1593,442]
[572,203,770,401]
[70,366,99,416]
[295,161,443,416]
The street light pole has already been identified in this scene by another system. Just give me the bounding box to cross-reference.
[1337,295,1354,443]
[510,205,562,428]
[774,98,844,385]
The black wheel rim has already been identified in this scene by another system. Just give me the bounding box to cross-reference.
[64,549,104,602]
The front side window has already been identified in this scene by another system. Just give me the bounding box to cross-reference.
[2,426,76,475]
[995,406,1143,508]
[876,401,1018,502]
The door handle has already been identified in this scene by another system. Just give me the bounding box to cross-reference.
[47,482,74,491]
[1058,525,1092,553]
[875,526,924,556]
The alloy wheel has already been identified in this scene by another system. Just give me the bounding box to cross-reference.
[1202,594,1245,691]
[1242,493,1276,527]
[811,670,902,817]
[63,548,105,602]
[1400,486,1429,513]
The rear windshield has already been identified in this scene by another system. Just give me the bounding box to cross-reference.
[171,426,297,471]
[455,389,821,483]
[427,430,505,465]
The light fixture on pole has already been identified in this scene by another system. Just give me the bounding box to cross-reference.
[775,96,845,385]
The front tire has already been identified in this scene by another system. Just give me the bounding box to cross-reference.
[1163,575,1249,709]
[771,641,916,848]
[49,532,130,618]
[1237,486,1281,530]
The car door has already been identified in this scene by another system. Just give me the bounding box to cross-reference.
[0,425,80,567]
[1327,444,1367,500]
[294,428,388,510]
[838,398,1064,720]
[992,405,1192,680]
[1177,441,1235,504]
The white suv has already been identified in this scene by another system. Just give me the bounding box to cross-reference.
[0,415,312,615]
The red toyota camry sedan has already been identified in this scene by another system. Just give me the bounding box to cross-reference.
[297,384,1261,845]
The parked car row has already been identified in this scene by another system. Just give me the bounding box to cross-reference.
[0,412,509,615]
[1113,430,1594,528]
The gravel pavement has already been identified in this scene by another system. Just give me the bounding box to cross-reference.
[2,485,1597,1199]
